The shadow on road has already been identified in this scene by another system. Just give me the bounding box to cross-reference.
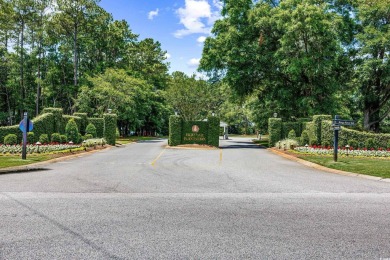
[220,140,266,150]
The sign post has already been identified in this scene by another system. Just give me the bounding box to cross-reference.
[332,115,355,162]
[19,112,33,160]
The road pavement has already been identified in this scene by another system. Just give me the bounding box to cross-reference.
[0,137,389,259]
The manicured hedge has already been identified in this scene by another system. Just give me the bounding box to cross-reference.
[86,123,97,138]
[63,115,82,132]
[42,107,64,133]
[282,122,301,139]
[312,115,332,145]
[88,118,104,138]
[207,116,220,147]
[268,118,282,147]
[32,113,55,142]
[73,112,88,135]
[321,120,390,148]
[169,115,182,146]
[65,118,80,143]
[103,113,117,145]
[0,125,21,144]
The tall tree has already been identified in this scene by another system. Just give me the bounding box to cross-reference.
[355,0,390,132]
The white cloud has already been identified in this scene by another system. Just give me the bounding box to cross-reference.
[165,53,171,59]
[174,0,212,38]
[188,58,200,67]
[197,36,207,43]
[148,8,159,20]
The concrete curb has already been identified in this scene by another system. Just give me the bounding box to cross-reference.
[269,148,389,182]
[0,146,113,174]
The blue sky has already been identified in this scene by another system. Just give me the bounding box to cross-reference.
[99,0,223,76]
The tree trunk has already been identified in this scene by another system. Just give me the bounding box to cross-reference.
[363,99,380,132]
[73,23,78,87]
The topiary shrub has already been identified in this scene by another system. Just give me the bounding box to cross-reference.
[387,140,390,149]
[103,114,117,145]
[78,133,82,144]
[288,129,296,140]
[73,113,88,135]
[322,140,331,147]
[268,118,282,147]
[60,135,67,144]
[88,118,104,137]
[85,123,97,138]
[4,134,18,145]
[365,138,377,149]
[65,118,79,143]
[348,139,358,149]
[84,134,93,140]
[27,132,35,144]
[169,115,182,146]
[300,130,310,146]
[51,133,61,143]
[39,134,49,144]
[207,116,220,147]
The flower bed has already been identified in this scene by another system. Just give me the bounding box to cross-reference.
[294,145,390,158]
[0,143,81,154]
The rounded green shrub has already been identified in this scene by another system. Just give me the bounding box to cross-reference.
[4,134,18,145]
[85,123,97,138]
[39,134,49,144]
[78,133,82,143]
[365,138,377,149]
[60,135,67,144]
[51,133,61,143]
[322,140,331,147]
[84,134,93,140]
[300,130,310,146]
[65,118,79,143]
[288,129,296,139]
[348,139,358,149]
[27,132,35,144]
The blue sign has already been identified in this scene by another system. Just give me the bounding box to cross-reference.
[19,119,33,133]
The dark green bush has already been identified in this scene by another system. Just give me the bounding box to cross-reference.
[63,115,82,133]
[85,123,97,138]
[282,122,302,139]
[78,133,82,143]
[322,140,331,147]
[103,113,117,145]
[39,134,49,144]
[348,139,358,149]
[268,118,282,147]
[73,113,88,135]
[65,118,79,143]
[32,113,55,141]
[84,134,93,140]
[288,129,296,139]
[51,133,61,143]
[4,134,18,145]
[207,116,219,147]
[88,118,104,138]
[27,132,35,144]
[365,138,377,149]
[0,125,21,145]
[169,115,182,146]
[42,107,64,133]
[60,135,67,144]
[300,130,310,146]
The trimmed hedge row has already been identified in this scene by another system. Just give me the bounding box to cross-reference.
[169,115,182,146]
[0,108,111,145]
[0,125,21,144]
[321,120,390,148]
[88,118,104,138]
[268,118,282,147]
[282,122,302,139]
[32,113,55,143]
[42,107,64,133]
[73,112,88,135]
[103,113,117,145]
[312,115,332,145]
[207,116,220,147]
[182,121,208,145]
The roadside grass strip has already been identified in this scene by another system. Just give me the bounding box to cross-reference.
[294,153,390,178]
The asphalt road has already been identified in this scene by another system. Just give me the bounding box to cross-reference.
[0,137,389,259]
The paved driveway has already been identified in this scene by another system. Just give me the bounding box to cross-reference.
[0,137,389,259]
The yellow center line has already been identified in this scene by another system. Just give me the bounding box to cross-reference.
[151,149,166,166]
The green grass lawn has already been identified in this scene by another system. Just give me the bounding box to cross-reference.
[0,147,86,169]
[296,154,390,178]
[0,154,54,169]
